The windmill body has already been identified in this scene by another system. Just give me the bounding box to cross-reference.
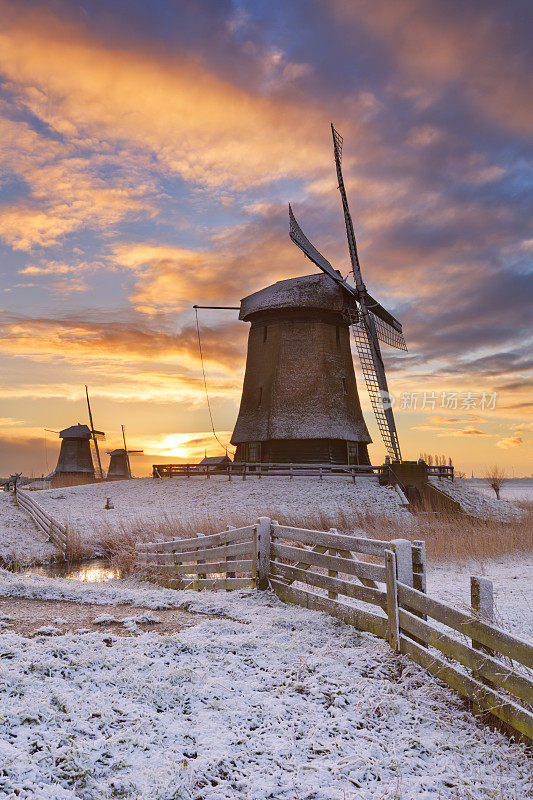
[106,449,130,480]
[50,424,96,487]
[106,447,142,480]
[231,273,371,464]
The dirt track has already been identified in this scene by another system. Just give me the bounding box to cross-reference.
[0,596,211,637]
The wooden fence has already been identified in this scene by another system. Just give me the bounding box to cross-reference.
[153,462,454,482]
[15,487,68,556]
[136,522,260,591]
[135,518,532,741]
[153,462,383,481]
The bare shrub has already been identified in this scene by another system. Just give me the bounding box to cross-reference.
[64,528,93,563]
[485,465,507,500]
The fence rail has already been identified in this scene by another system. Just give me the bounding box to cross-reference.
[153,462,382,480]
[152,462,455,482]
[15,488,68,556]
[426,465,454,480]
[136,523,258,591]
[136,517,532,741]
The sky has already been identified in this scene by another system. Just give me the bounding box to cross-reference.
[0,0,532,478]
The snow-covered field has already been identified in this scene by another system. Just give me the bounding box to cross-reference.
[34,476,412,537]
[429,478,525,521]
[0,492,57,565]
[0,570,531,800]
[427,557,532,641]
[477,479,533,503]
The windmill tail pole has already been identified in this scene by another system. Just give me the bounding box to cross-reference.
[85,385,103,479]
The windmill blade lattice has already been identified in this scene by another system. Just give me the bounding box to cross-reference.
[371,313,407,351]
[351,320,401,460]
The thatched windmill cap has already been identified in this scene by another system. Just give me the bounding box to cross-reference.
[59,424,93,439]
[239,273,355,320]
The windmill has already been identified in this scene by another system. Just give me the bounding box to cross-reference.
[85,385,105,479]
[288,124,406,462]
[49,424,98,486]
[106,426,143,480]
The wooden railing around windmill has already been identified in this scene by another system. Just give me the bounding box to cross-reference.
[136,518,532,741]
[152,462,454,481]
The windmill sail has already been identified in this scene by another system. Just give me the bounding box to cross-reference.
[288,126,405,461]
[330,124,402,461]
[289,206,405,348]
[289,205,357,300]
[85,385,105,479]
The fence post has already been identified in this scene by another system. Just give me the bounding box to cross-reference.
[411,539,428,647]
[256,516,271,590]
[225,525,236,586]
[197,533,206,585]
[412,540,426,594]
[471,576,494,653]
[471,576,494,686]
[242,464,247,481]
[328,528,338,600]
[385,549,400,651]
[390,539,414,588]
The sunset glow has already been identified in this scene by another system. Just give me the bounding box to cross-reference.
[0,0,531,476]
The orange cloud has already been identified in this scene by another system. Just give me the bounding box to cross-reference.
[332,0,533,136]
[0,119,158,251]
[0,6,334,199]
[111,211,312,313]
[511,422,533,433]
[427,415,483,424]
[0,316,245,372]
[496,435,524,450]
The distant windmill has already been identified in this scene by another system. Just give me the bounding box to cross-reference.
[106,426,143,480]
[49,423,98,487]
[288,124,407,461]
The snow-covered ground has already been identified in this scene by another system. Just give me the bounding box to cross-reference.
[0,571,531,799]
[476,479,533,503]
[0,492,57,565]
[34,475,412,537]
[427,557,532,641]
[429,478,525,521]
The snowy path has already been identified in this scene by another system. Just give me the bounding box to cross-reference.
[0,573,531,799]
[0,492,58,565]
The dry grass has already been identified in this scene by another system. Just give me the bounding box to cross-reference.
[81,501,533,574]
[408,502,532,563]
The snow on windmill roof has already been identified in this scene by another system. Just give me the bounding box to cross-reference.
[59,424,93,439]
[239,273,355,320]
[199,455,232,465]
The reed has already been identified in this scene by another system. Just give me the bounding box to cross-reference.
[88,501,532,573]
